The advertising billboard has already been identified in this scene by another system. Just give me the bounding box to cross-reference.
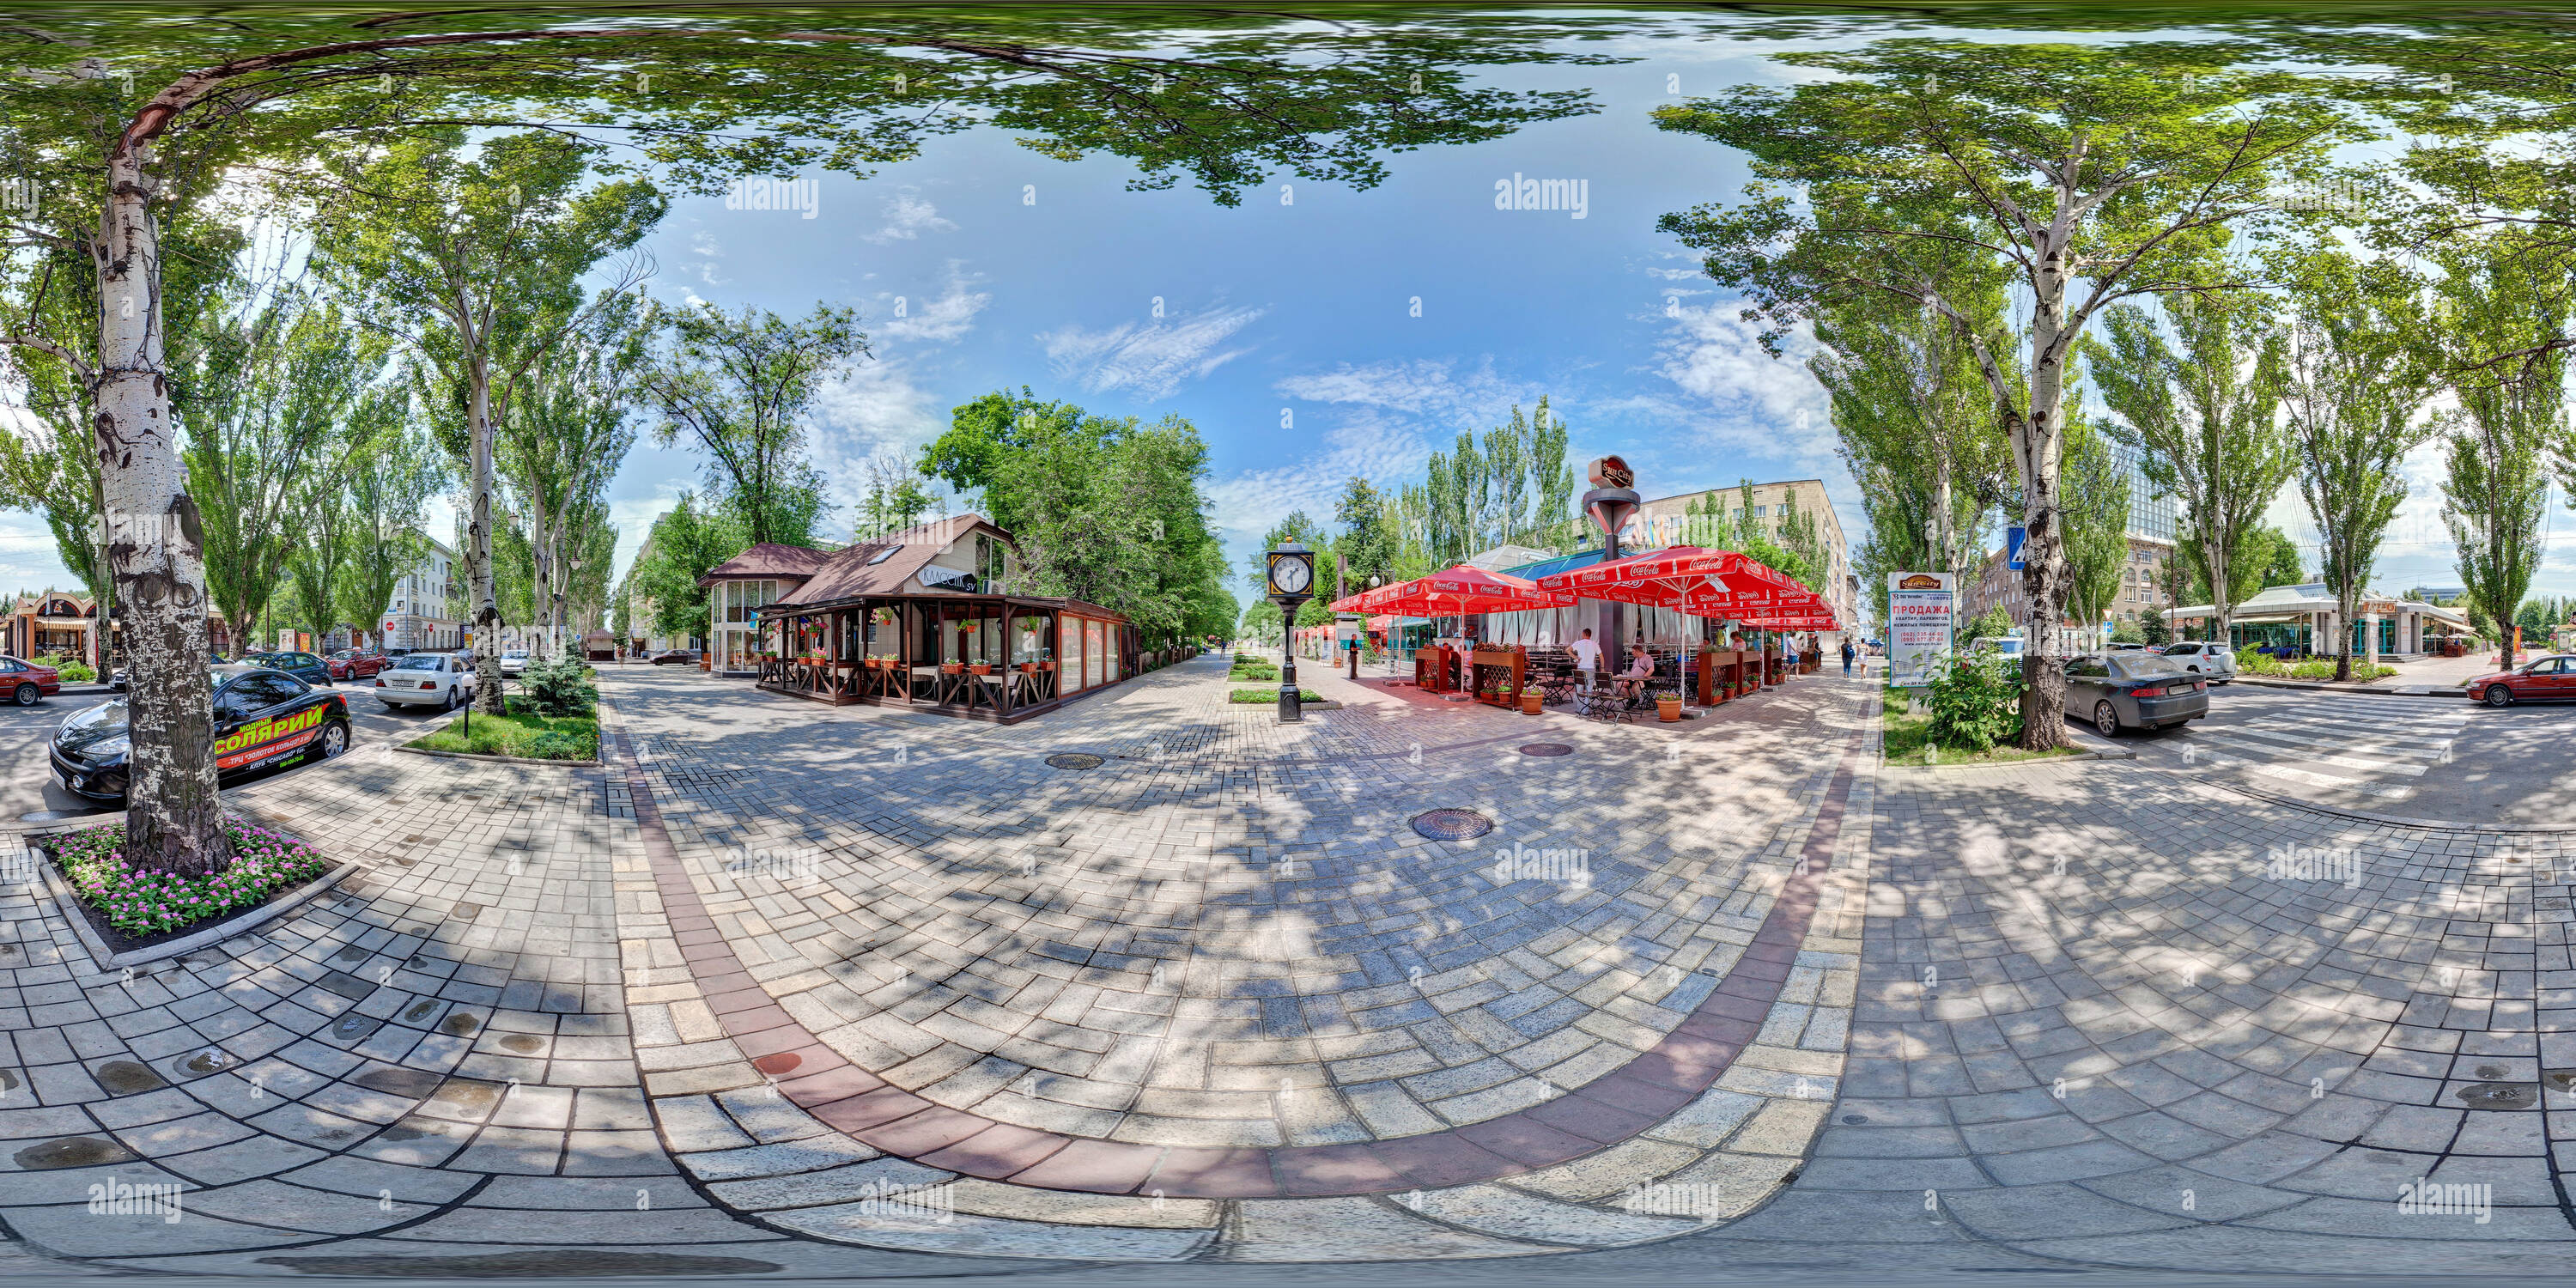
[1887,571,1955,688]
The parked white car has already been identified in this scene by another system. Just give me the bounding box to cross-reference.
[374,652,477,710]
[500,649,531,677]
[2160,641,2238,683]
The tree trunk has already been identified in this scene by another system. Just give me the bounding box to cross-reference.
[529,502,550,661]
[95,146,226,875]
[2014,248,2072,752]
[468,353,504,712]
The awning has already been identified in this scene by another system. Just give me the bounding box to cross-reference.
[1329,565,1573,616]
[1534,546,1839,630]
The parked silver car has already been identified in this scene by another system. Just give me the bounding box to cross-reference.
[2160,641,2238,683]
[2066,652,2210,736]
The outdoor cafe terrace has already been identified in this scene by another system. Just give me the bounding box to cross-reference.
[1316,546,1841,724]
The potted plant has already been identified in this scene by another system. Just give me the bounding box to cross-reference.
[969,659,992,675]
[941,654,963,675]
[1521,689,1543,715]
[1654,687,1683,722]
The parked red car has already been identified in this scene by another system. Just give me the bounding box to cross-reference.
[2468,654,2576,707]
[0,655,61,706]
[327,649,392,681]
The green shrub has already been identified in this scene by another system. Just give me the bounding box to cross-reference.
[521,653,593,716]
[520,731,592,760]
[1230,686,1320,702]
[2235,651,2287,676]
[55,662,94,683]
[1924,650,2022,752]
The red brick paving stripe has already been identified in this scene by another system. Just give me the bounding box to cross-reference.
[608,704,1866,1200]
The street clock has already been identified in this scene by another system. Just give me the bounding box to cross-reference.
[1267,544,1316,604]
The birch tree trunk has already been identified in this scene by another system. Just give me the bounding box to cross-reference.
[96,145,225,874]
[529,502,550,661]
[468,351,504,711]
[2014,233,2073,750]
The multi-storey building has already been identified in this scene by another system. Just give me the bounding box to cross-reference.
[379,537,462,652]
[1618,478,1858,644]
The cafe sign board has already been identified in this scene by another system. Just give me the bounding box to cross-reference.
[1887,571,1955,687]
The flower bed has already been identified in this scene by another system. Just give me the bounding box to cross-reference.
[49,817,333,939]
[1230,686,1321,702]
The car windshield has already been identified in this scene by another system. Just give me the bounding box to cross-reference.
[2115,654,2189,678]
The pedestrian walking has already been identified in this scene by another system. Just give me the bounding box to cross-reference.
[1841,638,1856,676]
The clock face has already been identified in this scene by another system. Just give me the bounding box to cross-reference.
[1269,556,1311,595]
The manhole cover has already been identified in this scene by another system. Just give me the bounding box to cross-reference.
[14,1137,135,1170]
[1412,809,1494,841]
[1520,744,1573,757]
[2452,1083,2537,1109]
[1841,1114,1868,1125]
[1047,753,1104,770]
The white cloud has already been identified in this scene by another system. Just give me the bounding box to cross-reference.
[861,188,957,245]
[1038,303,1264,401]
[804,266,994,523]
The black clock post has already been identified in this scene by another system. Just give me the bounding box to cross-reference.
[1266,541,1316,723]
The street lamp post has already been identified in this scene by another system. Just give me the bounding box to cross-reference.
[1580,455,1642,659]
[1266,541,1316,723]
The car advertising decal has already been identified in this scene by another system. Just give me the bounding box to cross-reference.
[215,706,325,771]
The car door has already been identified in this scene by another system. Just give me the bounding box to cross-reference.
[2527,656,2570,701]
[2064,656,2110,722]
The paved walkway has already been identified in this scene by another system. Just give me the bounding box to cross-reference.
[0,654,2566,1275]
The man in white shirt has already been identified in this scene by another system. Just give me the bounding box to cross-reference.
[1570,629,1601,681]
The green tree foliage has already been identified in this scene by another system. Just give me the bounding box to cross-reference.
[2277,251,2439,678]
[2059,417,2134,634]
[2422,242,2561,669]
[283,390,405,649]
[633,494,738,643]
[639,301,860,548]
[1655,36,2354,749]
[855,450,940,541]
[339,422,449,649]
[1420,398,1577,565]
[2089,283,2292,646]
[921,390,1230,647]
[1815,266,2014,633]
[1333,477,1400,593]
[180,289,393,655]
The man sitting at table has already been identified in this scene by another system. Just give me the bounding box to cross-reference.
[1613,643,1654,702]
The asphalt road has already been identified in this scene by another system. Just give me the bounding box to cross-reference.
[2078,680,2576,827]
[0,677,469,824]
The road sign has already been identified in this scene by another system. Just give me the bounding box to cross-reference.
[2007,526,2026,570]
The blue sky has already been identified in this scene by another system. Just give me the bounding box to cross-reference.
[3,17,2570,607]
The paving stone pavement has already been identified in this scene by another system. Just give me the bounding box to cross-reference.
[0,651,2567,1275]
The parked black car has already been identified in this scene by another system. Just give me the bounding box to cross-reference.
[52,665,352,801]
[2066,652,2210,736]
[239,650,335,687]
[650,648,702,665]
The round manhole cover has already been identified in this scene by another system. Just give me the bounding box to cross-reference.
[1520,744,1573,757]
[1046,753,1104,770]
[1412,809,1493,841]
[2452,1083,2537,1109]
[1841,1114,1868,1125]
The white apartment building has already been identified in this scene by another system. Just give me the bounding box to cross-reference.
[380,537,462,652]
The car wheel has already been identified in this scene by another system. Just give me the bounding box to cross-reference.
[10,683,34,707]
[443,686,459,711]
[2093,701,2121,737]
[318,721,349,759]
[2484,683,2512,708]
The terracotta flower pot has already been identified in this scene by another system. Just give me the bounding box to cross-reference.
[941,663,963,675]
[1656,696,1682,723]
[1521,691,1542,715]
[970,664,991,675]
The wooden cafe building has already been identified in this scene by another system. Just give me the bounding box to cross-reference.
[707,513,1134,724]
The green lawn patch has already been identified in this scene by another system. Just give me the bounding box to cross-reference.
[410,699,598,760]
[1230,687,1321,702]
[1880,690,2081,765]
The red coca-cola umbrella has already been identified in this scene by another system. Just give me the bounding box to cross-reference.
[1328,565,1572,617]
[1535,546,1836,624]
